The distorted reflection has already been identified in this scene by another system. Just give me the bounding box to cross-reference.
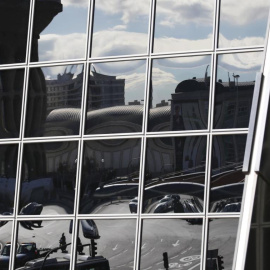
[154,0,214,53]
[79,139,141,214]
[140,219,202,270]
[15,219,72,269]
[218,0,269,48]
[24,65,83,137]
[214,52,263,129]
[76,219,136,270]
[0,220,12,270]
[210,135,247,213]
[143,136,206,214]
[85,61,146,134]
[207,218,238,270]
[148,56,211,132]
[0,1,30,65]
[31,0,89,62]
[19,141,78,215]
[0,144,18,214]
[91,0,150,57]
[0,69,25,138]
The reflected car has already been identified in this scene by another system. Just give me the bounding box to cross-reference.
[221,202,241,212]
[129,197,138,213]
[0,212,12,227]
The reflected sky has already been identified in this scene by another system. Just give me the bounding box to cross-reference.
[91,0,150,57]
[219,0,270,48]
[154,0,214,53]
[31,0,89,62]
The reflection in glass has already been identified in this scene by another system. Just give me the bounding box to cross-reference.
[75,219,136,270]
[154,0,214,53]
[16,219,72,269]
[140,219,202,269]
[210,135,247,213]
[207,218,238,270]
[19,141,78,215]
[214,52,263,129]
[0,1,30,65]
[0,220,12,270]
[0,144,18,214]
[91,0,150,57]
[24,65,83,137]
[79,139,141,214]
[85,61,146,134]
[143,136,206,214]
[218,0,269,48]
[31,0,89,62]
[0,69,25,139]
[148,56,211,132]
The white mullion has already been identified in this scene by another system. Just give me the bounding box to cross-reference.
[9,220,17,270]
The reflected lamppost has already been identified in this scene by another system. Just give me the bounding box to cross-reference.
[233,73,240,128]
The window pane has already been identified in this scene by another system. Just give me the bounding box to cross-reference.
[0,220,13,270]
[210,135,247,213]
[218,0,269,48]
[0,1,30,65]
[19,141,78,215]
[140,219,203,269]
[0,69,25,139]
[24,64,83,138]
[91,0,150,57]
[31,0,89,62]
[154,0,214,53]
[79,139,141,214]
[143,136,206,214]
[85,61,146,135]
[148,56,211,132]
[214,52,263,129]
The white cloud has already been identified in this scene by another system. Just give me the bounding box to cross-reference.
[152,68,178,86]
[110,25,127,31]
[219,34,265,48]
[62,0,89,8]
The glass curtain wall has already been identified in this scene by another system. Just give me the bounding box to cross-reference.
[0,0,269,270]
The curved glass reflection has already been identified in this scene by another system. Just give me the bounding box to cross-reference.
[16,219,72,269]
[210,135,247,213]
[76,219,136,270]
[24,64,83,137]
[0,144,18,215]
[148,56,211,132]
[140,219,202,270]
[91,0,150,57]
[214,52,263,129]
[79,139,141,214]
[0,221,12,270]
[218,0,270,48]
[154,0,214,53]
[143,136,206,214]
[0,69,25,139]
[31,0,89,62]
[206,218,239,270]
[0,1,30,65]
[19,141,78,215]
[85,61,146,134]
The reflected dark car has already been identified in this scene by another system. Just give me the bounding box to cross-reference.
[221,202,241,212]
[0,243,11,270]
[129,197,138,213]
[19,202,43,216]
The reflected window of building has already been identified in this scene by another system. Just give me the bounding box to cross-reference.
[75,219,136,270]
[79,138,141,214]
[91,0,150,58]
[218,0,269,48]
[24,64,84,138]
[19,141,78,215]
[85,61,146,135]
[0,69,25,139]
[148,56,211,132]
[140,219,203,269]
[210,134,247,213]
[31,0,89,62]
[154,0,214,53]
[0,1,30,65]
[143,136,206,214]
[214,52,264,129]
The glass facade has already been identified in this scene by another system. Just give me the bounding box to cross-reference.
[0,1,270,270]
